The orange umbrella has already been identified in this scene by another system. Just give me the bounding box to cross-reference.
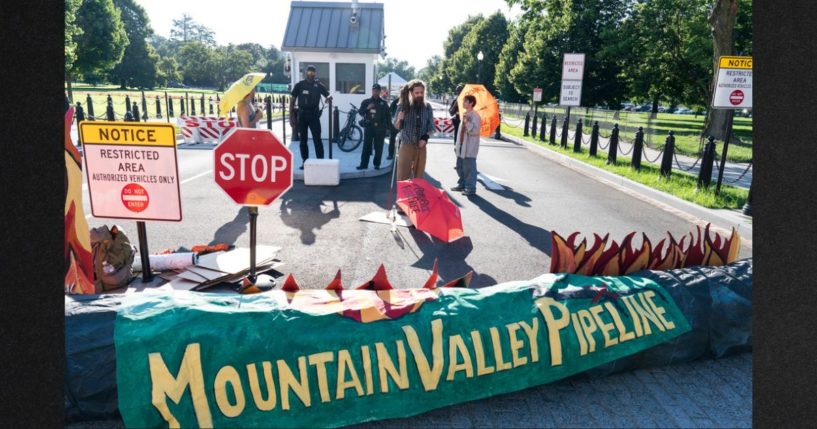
[457,84,500,136]
[396,178,464,243]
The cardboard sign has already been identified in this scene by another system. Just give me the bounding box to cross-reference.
[559,53,585,107]
[712,56,752,109]
[80,122,181,221]
[115,274,690,428]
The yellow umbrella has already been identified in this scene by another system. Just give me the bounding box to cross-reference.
[457,84,500,136]
[219,72,266,117]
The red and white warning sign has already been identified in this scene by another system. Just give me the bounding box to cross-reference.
[559,53,585,107]
[80,122,182,221]
[712,56,752,109]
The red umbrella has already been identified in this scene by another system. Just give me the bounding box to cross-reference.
[396,178,464,243]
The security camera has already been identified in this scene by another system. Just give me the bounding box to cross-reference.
[350,13,358,25]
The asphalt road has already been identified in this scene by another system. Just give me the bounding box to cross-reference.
[78,135,752,427]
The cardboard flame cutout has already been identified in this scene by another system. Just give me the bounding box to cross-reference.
[550,224,741,276]
[64,107,95,294]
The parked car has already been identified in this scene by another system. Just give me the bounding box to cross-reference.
[675,108,693,115]
[168,81,187,88]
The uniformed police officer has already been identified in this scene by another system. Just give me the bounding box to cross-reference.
[289,65,332,168]
[356,83,391,170]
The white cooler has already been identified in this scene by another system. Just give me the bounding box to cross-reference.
[303,159,340,186]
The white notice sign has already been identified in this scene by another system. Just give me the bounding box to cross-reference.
[712,56,752,109]
[560,53,585,107]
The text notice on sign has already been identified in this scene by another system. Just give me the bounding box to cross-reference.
[80,122,182,221]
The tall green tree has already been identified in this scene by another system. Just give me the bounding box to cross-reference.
[209,45,254,90]
[432,14,487,92]
[177,41,215,86]
[418,55,444,94]
[170,13,216,47]
[65,0,84,101]
[443,11,509,95]
[69,0,128,89]
[110,0,159,89]
[493,20,526,102]
[376,57,416,80]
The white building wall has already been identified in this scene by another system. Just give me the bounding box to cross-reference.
[288,51,379,141]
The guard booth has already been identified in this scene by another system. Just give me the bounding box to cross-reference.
[282,0,386,141]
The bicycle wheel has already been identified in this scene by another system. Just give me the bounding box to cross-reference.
[345,125,363,151]
[337,129,352,152]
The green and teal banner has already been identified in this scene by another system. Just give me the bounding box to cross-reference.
[115,273,690,428]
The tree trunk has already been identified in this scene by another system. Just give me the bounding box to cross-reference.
[66,71,74,103]
[702,0,738,141]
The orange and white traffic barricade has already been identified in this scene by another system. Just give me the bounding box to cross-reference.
[197,117,220,144]
[181,119,200,144]
[434,117,455,137]
[217,117,237,140]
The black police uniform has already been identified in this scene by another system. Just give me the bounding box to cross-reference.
[291,78,330,161]
[449,98,461,143]
[357,94,390,169]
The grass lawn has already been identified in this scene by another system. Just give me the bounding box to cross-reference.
[501,121,748,210]
[502,106,752,163]
[66,83,290,119]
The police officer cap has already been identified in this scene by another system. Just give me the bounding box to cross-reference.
[306,65,317,72]
[372,83,382,90]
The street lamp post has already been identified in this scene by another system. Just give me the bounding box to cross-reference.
[477,50,484,84]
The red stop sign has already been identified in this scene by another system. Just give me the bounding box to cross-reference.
[729,90,744,106]
[214,128,293,206]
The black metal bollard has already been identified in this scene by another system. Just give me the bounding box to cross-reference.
[607,124,619,164]
[589,121,600,156]
[523,112,530,137]
[209,96,214,115]
[328,98,334,159]
[190,95,196,116]
[155,96,162,119]
[560,116,569,148]
[75,102,85,124]
[216,94,220,117]
[141,91,148,121]
[573,119,583,152]
[531,112,538,139]
[495,113,502,140]
[185,92,190,115]
[282,98,287,143]
[106,99,115,121]
[659,131,675,179]
[266,96,272,130]
[86,94,95,120]
[132,102,141,122]
[539,113,547,142]
[200,94,205,115]
[179,96,185,116]
[167,93,174,118]
[549,116,557,145]
[125,95,132,113]
[697,136,717,189]
[742,184,752,216]
[333,106,340,143]
[632,127,645,171]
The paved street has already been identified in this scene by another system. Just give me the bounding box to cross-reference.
[76,125,752,427]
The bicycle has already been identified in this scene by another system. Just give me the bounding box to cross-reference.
[336,103,364,152]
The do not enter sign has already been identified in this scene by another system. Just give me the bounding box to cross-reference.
[729,90,744,106]
[214,128,293,206]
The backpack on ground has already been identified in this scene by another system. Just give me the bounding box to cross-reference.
[89,225,136,292]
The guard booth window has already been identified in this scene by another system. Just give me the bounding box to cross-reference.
[298,62,330,89]
[336,63,365,94]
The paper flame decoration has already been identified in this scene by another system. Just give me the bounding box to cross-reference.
[244,259,473,323]
[550,223,741,276]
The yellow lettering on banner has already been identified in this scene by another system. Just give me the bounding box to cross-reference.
[246,362,277,411]
[518,318,540,363]
[277,357,311,410]
[470,330,495,376]
[360,345,374,395]
[336,350,365,400]
[446,334,474,381]
[148,343,212,429]
[506,323,528,367]
[214,365,246,418]
[375,341,409,392]
[644,291,676,330]
[489,327,513,371]
[577,310,598,353]
[534,297,571,366]
[621,295,644,337]
[590,305,619,348]
[403,319,445,391]
[307,351,334,403]
[635,293,666,334]
[605,302,636,343]
[571,313,589,356]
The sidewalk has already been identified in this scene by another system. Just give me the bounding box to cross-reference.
[500,116,752,189]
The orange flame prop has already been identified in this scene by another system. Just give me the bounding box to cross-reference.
[64,107,95,294]
[550,224,740,276]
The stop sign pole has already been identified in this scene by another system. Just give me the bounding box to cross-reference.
[214,128,293,289]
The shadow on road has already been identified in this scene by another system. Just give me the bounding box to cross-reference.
[280,195,341,245]
[485,184,532,207]
[209,206,249,245]
[396,228,497,288]
[467,194,552,256]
